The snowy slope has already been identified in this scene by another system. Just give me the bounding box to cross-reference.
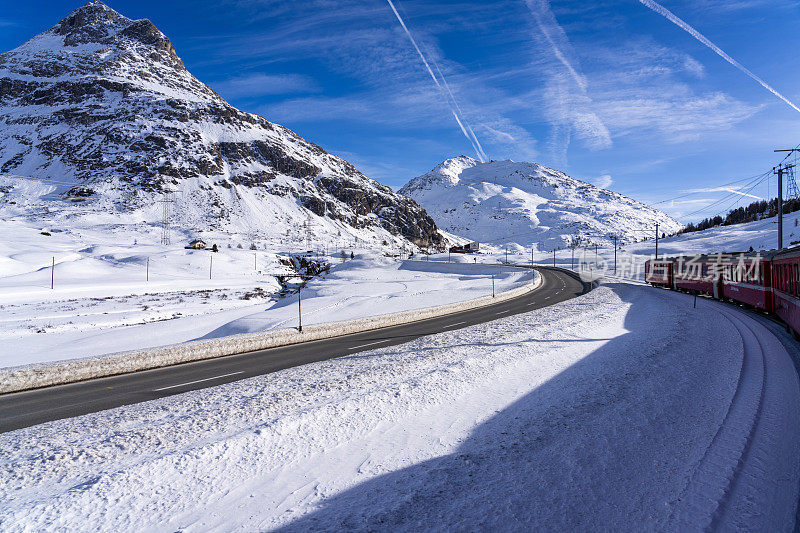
[526,210,800,282]
[2,282,797,530]
[400,156,681,251]
[0,1,441,249]
[0,249,529,369]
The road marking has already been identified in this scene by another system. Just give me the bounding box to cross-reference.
[495,311,506,316]
[350,340,390,350]
[447,321,467,327]
[154,371,244,392]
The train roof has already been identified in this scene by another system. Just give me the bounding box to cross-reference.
[650,250,780,263]
[645,244,800,263]
[774,244,800,260]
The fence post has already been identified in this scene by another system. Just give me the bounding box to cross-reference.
[298,287,303,332]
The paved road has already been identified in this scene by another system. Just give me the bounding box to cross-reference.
[0,267,591,433]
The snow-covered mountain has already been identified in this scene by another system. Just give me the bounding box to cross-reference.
[400,156,682,251]
[0,2,441,249]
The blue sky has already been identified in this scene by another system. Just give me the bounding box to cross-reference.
[2,0,800,222]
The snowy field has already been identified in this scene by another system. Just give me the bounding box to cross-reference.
[0,222,529,369]
[476,210,800,281]
[2,281,797,531]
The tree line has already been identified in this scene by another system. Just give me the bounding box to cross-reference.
[678,197,800,234]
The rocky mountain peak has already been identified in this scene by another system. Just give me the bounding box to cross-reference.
[55,1,176,54]
[2,1,187,82]
[54,2,127,44]
[0,3,443,248]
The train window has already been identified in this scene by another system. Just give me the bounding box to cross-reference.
[782,265,785,292]
[795,264,799,296]
[784,265,787,292]
[783,265,786,292]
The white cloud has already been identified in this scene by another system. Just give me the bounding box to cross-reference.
[683,56,705,78]
[592,90,760,143]
[210,74,320,99]
[523,0,611,160]
[638,0,800,114]
[689,0,797,12]
[686,186,762,199]
[593,174,613,189]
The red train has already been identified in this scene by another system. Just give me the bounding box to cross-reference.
[645,247,800,338]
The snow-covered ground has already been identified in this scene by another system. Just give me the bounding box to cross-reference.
[478,210,800,281]
[0,221,529,368]
[2,281,797,531]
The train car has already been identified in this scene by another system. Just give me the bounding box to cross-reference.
[645,244,800,339]
[644,259,673,287]
[718,251,775,312]
[671,254,720,297]
[772,247,800,337]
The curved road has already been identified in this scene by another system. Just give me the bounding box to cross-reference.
[0,267,590,433]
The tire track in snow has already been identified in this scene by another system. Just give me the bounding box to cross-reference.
[668,302,799,531]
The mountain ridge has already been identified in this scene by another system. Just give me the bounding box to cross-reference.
[400,156,682,251]
[0,1,442,248]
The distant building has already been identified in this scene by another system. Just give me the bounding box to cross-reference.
[186,239,206,250]
[449,242,480,254]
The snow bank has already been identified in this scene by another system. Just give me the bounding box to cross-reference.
[0,269,541,393]
[2,281,796,530]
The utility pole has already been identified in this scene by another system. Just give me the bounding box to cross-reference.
[505,245,508,264]
[531,246,534,267]
[773,148,800,250]
[254,253,257,272]
[209,255,213,280]
[776,147,800,198]
[553,249,556,267]
[157,191,175,246]
[655,223,659,259]
[492,274,495,298]
[613,236,617,274]
[774,162,796,250]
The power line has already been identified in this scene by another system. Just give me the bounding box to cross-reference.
[709,173,772,218]
[680,171,771,219]
[649,171,773,206]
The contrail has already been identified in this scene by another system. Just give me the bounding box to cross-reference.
[385,0,486,161]
[435,63,488,161]
[524,0,587,92]
[639,0,800,114]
